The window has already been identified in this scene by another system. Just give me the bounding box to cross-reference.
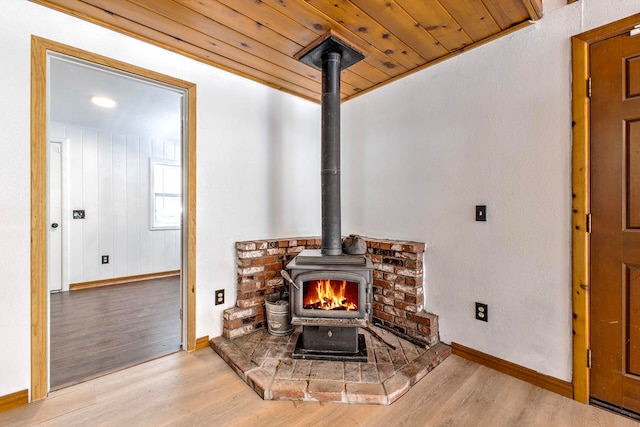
[150,159,181,230]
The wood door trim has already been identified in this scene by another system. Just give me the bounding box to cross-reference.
[571,12,640,404]
[30,36,197,401]
[31,36,48,403]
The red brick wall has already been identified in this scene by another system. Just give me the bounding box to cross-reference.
[223,237,439,346]
[224,238,320,339]
[367,240,438,345]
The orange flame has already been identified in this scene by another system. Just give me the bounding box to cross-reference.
[305,279,357,311]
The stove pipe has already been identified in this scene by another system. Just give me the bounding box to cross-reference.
[297,35,364,256]
[321,50,342,256]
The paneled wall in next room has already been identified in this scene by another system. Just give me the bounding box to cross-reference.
[50,121,181,290]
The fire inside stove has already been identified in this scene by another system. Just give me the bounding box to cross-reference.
[302,279,359,311]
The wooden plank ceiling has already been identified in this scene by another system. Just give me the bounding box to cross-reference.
[31,0,544,102]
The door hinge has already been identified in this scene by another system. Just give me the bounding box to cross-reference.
[587,77,592,98]
[179,308,183,320]
[586,213,592,233]
[587,348,592,369]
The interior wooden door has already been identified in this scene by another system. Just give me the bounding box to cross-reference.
[590,31,640,414]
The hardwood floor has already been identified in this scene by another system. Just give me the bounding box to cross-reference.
[50,277,181,390]
[2,349,636,426]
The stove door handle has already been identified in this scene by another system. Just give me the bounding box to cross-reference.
[281,270,299,290]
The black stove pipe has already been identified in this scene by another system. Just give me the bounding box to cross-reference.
[320,50,342,256]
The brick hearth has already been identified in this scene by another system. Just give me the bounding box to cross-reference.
[211,326,450,405]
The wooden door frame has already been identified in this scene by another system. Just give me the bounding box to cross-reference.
[31,36,197,401]
[571,13,640,404]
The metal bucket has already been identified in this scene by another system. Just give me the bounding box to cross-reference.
[265,293,293,336]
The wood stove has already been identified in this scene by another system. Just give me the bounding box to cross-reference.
[286,250,372,361]
[285,34,371,361]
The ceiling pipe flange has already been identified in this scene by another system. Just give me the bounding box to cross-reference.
[296,32,365,71]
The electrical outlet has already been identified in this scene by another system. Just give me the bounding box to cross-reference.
[101,255,109,264]
[215,289,225,305]
[475,302,488,322]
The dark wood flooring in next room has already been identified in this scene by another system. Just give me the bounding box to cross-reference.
[50,276,182,390]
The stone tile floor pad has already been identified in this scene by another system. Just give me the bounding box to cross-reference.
[211,326,450,405]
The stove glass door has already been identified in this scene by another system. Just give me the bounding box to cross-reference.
[302,279,359,311]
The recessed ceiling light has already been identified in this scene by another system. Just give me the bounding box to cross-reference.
[91,96,116,108]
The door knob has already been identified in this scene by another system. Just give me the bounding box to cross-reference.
[51,223,59,229]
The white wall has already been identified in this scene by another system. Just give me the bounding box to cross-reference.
[0,0,320,398]
[50,122,181,289]
[343,0,640,381]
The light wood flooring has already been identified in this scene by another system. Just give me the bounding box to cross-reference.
[50,277,182,389]
[2,348,636,426]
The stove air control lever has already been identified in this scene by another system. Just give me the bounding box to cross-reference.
[281,270,299,290]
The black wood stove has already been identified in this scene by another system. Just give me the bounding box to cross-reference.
[287,250,372,361]
[284,34,372,362]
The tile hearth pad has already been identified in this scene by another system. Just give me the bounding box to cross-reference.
[210,326,450,405]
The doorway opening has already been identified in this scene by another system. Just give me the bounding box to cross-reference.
[31,36,197,400]
[47,52,185,390]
